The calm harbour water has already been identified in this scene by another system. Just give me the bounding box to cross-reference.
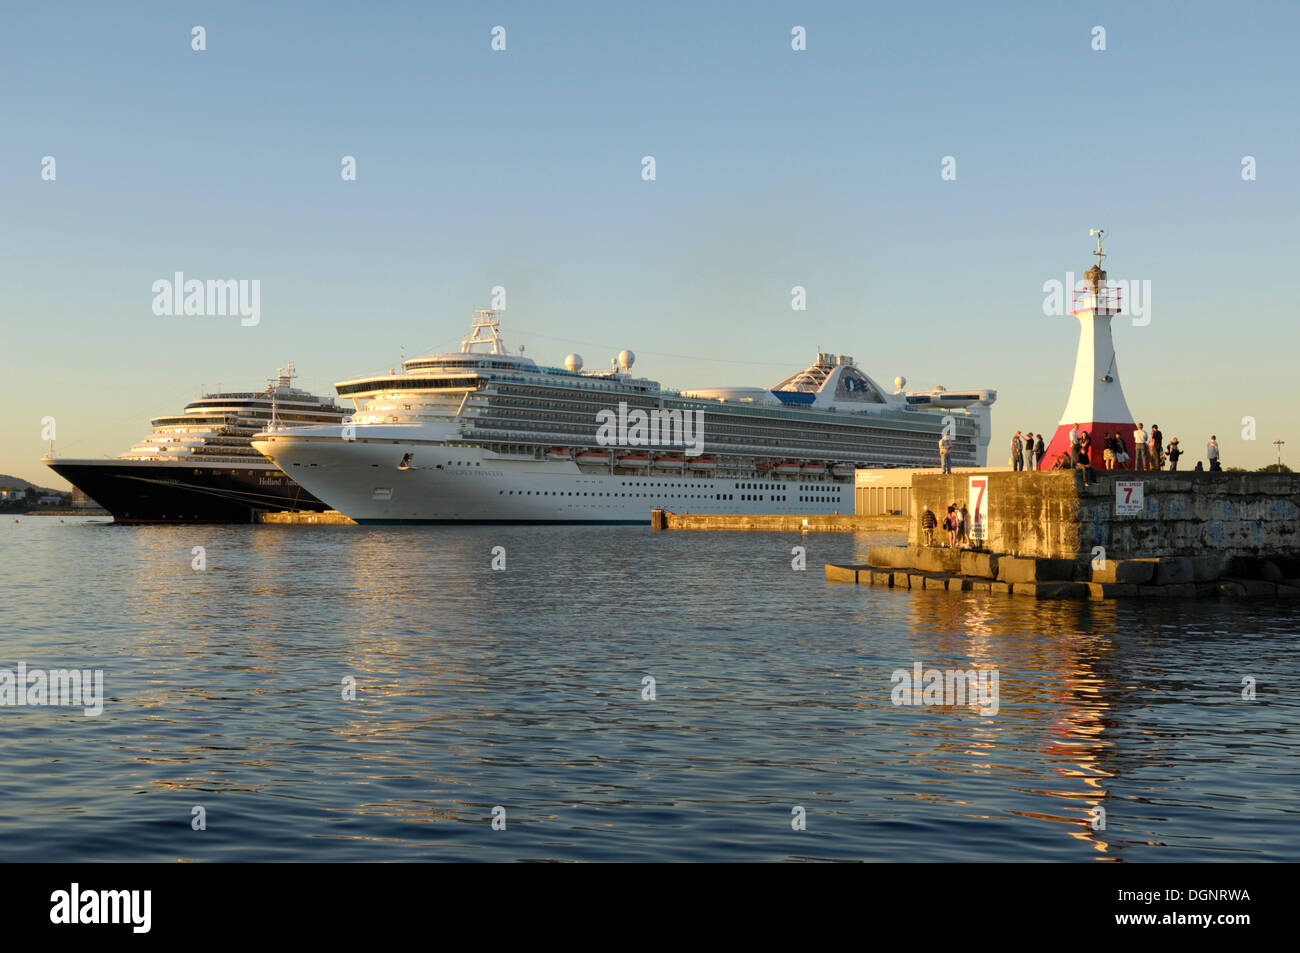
[1,516,1297,862]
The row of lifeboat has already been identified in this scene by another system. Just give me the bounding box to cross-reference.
[547,448,854,478]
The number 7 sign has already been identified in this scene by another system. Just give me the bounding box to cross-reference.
[1116,480,1144,515]
[968,477,988,541]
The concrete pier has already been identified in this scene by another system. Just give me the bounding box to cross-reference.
[826,468,1300,599]
[826,546,1300,599]
[908,469,1299,559]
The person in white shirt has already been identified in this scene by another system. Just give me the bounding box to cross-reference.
[1132,423,1148,470]
[1068,424,1080,467]
[939,434,952,474]
[1207,435,1220,471]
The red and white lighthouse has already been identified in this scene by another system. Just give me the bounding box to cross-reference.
[1039,231,1137,468]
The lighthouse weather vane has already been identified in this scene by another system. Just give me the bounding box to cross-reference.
[1089,228,1106,269]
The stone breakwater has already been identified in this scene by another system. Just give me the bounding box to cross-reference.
[909,470,1300,560]
[826,545,1300,599]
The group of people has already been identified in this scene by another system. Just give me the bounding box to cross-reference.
[1009,431,1046,471]
[1007,424,1223,473]
[920,502,970,547]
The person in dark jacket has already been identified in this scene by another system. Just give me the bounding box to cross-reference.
[921,505,938,545]
[1034,433,1045,469]
[1167,438,1182,470]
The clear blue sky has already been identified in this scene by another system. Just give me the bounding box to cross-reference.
[3,1,1297,486]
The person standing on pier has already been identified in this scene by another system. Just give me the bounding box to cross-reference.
[959,503,970,544]
[1079,429,1092,468]
[1151,425,1164,470]
[1068,424,1081,468]
[1026,432,1037,469]
[939,433,952,473]
[1167,438,1182,470]
[1011,431,1024,471]
[1034,433,1045,470]
[1133,422,1148,470]
[945,505,958,547]
[1207,435,1221,471]
[921,505,938,545]
[1102,432,1117,470]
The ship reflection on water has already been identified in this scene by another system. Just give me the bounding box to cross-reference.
[2,519,1294,861]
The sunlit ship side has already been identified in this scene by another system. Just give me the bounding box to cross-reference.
[43,365,350,523]
[253,311,997,524]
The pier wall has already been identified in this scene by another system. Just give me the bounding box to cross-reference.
[909,470,1300,560]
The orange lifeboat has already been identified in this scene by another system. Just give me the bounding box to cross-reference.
[653,455,685,470]
[575,450,611,466]
[774,461,802,475]
[688,457,717,471]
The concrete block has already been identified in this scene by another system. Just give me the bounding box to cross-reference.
[921,575,948,590]
[1228,578,1277,597]
[868,546,918,570]
[1215,581,1247,597]
[970,580,993,593]
[1229,557,1265,580]
[960,551,999,578]
[1276,584,1300,598]
[1154,557,1195,586]
[1087,582,1136,599]
[916,548,962,573]
[908,573,927,590]
[1160,583,1199,599]
[949,576,973,591]
[824,564,860,583]
[991,581,1012,595]
[1013,582,1089,599]
[998,557,1076,584]
[1091,559,1156,585]
[869,571,894,587]
[1190,555,1232,582]
[1261,560,1286,583]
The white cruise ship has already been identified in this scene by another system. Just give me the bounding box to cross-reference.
[252,311,995,523]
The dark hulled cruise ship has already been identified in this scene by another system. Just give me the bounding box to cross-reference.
[43,365,350,522]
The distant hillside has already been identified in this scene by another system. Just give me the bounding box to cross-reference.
[0,474,63,494]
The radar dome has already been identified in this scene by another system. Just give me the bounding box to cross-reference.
[894,376,906,392]
[564,353,584,372]
[618,349,635,370]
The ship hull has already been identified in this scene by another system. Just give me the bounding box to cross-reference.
[44,459,332,523]
[253,433,854,524]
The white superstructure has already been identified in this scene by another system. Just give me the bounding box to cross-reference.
[252,312,997,523]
